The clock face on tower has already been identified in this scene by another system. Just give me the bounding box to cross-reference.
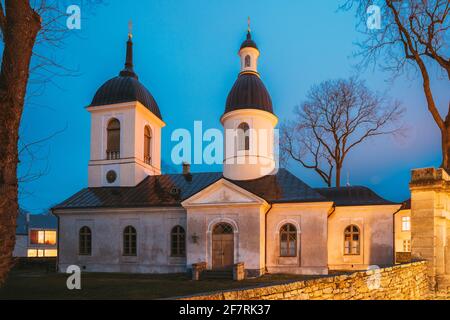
[106,170,117,183]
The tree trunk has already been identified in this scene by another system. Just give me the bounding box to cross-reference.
[0,0,40,286]
[441,116,450,172]
[335,165,341,188]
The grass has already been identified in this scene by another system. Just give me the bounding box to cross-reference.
[0,265,328,300]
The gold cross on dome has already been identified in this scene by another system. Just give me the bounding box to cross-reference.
[247,16,251,32]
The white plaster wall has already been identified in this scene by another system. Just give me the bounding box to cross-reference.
[327,205,399,270]
[266,203,332,275]
[239,47,259,73]
[222,109,278,181]
[57,208,186,273]
[394,209,411,255]
[185,205,265,274]
[87,102,164,187]
[13,235,28,257]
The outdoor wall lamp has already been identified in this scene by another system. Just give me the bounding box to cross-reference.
[191,233,199,244]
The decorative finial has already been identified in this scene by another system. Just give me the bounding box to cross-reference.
[128,20,133,39]
[247,16,251,33]
[120,21,138,79]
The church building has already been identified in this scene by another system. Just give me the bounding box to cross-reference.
[53,28,402,277]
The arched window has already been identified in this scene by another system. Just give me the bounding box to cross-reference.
[245,55,251,67]
[171,225,186,257]
[144,125,152,165]
[123,226,137,256]
[79,226,92,256]
[237,122,250,151]
[280,223,297,257]
[107,118,120,159]
[344,225,360,255]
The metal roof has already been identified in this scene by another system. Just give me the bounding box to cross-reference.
[90,76,162,119]
[53,169,325,210]
[225,73,273,115]
[314,186,396,206]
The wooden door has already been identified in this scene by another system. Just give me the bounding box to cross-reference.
[212,223,234,270]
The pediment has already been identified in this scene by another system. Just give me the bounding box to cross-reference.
[181,178,266,207]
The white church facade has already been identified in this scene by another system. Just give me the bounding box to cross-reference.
[53,29,403,277]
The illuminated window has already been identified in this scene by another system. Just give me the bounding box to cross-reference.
[280,223,297,257]
[107,118,120,159]
[402,216,411,231]
[144,125,152,165]
[79,226,92,256]
[27,249,38,257]
[403,240,411,252]
[123,226,137,256]
[27,249,58,257]
[344,225,360,255]
[237,122,250,151]
[29,230,56,245]
[171,225,186,257]
[45,231,56,245]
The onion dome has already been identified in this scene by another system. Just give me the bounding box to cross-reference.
[89,35,162,120]
[225,73,273,114]
[240,30,258,50]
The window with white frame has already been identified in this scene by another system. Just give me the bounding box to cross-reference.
[280,223,297,257]
[403,239,411,252]
[344,225,360,255]
[402,216,411,231]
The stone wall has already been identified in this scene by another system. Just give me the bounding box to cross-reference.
[180,261,429,300]
[410,167,450,292]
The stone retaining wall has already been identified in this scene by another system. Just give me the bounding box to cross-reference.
[180,261,430,300]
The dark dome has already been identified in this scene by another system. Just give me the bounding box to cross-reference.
[240,31,258,50]
[90,76,162,120]
[89,36,163,120]
[225,73,273,114]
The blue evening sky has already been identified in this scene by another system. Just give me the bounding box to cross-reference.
[17,0,447,212]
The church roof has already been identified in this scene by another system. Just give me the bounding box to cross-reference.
[89,36,162,120]
[53,169,325,210]
[240,30,258,50]
[314,186,396,206]
[225,73,273,114]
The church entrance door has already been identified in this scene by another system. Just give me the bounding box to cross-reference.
[212,223,234,270]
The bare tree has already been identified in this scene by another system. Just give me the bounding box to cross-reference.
[0,0,41,286]
[0,0,101,285]
[341,0,449,168]
[281,78,405,187]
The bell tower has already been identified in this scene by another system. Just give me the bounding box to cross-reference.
[221,22,278,181]
[87,27,165,187]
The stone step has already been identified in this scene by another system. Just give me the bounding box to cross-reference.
[202,270,233,279]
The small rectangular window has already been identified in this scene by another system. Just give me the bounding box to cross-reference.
[44,249,58,257]
[402,216,411,231]
[403,240,411,252]
[30,230,56,245]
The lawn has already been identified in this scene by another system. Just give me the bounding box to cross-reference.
[0,265,327,300]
